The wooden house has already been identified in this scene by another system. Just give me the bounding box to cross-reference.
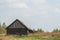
[6,19,34,35]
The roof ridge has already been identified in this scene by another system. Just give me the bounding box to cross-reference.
[6,19,28,29]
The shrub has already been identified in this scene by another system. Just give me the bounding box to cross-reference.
[37,28,44,32]
[52,28,60,32]
[0,22,6,34]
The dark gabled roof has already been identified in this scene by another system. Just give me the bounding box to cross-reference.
[6,19,28,29]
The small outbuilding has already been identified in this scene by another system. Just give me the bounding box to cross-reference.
[6,19,34,35]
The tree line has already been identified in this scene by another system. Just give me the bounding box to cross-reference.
[0,22,60,34]
[37,28,60,32]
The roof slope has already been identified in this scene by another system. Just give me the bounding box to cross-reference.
[6,19,28,28]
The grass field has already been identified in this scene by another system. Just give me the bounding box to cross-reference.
[0,32,60,40]
[14,35,60,40]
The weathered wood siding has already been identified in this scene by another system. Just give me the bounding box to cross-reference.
[6,19,33,35]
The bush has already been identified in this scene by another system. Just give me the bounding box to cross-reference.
[0,26,6,34]
[0,22,6,34]
[37,28,44,32]
[52,28,60,32]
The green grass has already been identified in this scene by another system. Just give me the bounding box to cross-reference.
[15,35,40,39]
[14,35,60,40]
[49,37,60,40]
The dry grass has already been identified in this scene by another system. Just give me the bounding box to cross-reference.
[0,32,60,40]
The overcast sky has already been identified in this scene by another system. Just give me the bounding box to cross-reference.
[0,0,60,32]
